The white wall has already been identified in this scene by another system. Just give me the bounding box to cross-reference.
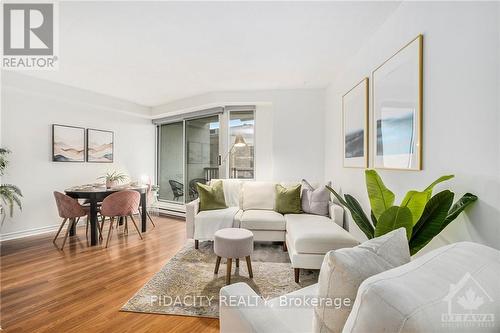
[325,1,500,253]
[0,72,156,238]
[153,89,326,182]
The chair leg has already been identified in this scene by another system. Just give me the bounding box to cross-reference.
[146,210,156,227]
[236,258,239,268]
[246,256,253,278]
[53,218,68,243]
[283,241,287,252]
[294,268,300,283]
[195,240,199,249]
[124,216,128,234]
[61,219,74,250]
[226,258,232,285]
[99,216,105,241]
[105,217,115,248]
[86,216,89,240]
[128,215,143,240]
[214,256,221,274]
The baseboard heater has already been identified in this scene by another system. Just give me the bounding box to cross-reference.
[158,207,185,218]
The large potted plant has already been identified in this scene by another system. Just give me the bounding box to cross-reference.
[327,170,477,255]
[0,148,23,224]
[98,171,128,189]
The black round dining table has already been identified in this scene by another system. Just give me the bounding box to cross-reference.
[65,185,148,246]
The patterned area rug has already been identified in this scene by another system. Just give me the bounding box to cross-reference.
[121,240,318,318]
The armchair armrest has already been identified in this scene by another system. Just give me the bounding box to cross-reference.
[329,201,345,229]
[220,283,293,333]
[185,198,199,239]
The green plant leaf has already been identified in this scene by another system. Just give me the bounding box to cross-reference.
[365,170,395,220]
[374,206,413,240]
[325,186,374,239]
[423,175,455,193]
[409,190,454,255]
[442,193,478,228]
[370,210,378,226]
[345,194,375,239]
[401,190,430,225]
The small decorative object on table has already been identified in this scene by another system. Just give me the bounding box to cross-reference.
[98,171,128,189]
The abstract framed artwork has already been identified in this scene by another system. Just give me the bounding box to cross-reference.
[343,78,369,168]
[52,124,85,162]
[372,34,423,170]
[86,129,114,163]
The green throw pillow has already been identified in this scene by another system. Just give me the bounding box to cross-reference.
[197,180,228,211]
[275,184,302,214]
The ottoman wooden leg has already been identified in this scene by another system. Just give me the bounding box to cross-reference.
[246,256,253,278]
[194,240,199,249]
[294,268,300,283]
[236,258,239,268]
[214,256,221,274]
[226,258,232,284]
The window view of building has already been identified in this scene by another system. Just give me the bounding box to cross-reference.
[229,110,255,179]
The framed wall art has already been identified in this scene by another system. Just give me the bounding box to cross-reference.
[52,124,85,162]
[372,34,423,170]
[87,129,114,163]
[343,77,369,168]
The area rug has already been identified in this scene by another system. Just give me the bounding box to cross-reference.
[121,240,318,318]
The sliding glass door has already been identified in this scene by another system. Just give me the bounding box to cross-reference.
[156,106,254,208]
[158,122,184,202]
[185,115,220,202]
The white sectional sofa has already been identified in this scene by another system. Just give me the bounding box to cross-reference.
[185,179,359,282]
[220,241,500,333]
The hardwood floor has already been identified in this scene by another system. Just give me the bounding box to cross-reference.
[0,216,219,333]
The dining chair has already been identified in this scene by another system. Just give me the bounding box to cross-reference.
[53,191,91,250]
[99,190,143,248]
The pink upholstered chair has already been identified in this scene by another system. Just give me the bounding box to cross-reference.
[53,191,90,250]
[99,190,143,248]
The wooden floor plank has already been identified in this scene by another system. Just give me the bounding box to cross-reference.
[0,216,220,332]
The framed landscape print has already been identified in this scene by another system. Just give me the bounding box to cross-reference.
[52,124,85,162]
[372,34,423,170]
[343,78,369,168]
[87,129,114,162]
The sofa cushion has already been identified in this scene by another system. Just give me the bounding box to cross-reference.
[275,184,302,214]
[286,214,359,254]
[301,179,331,216]
[193,206,240,240]
[343,242,500,333]
[240,210,286,231]
[312,228,410,333]
[242,182,275,210]
[197,180,227,211]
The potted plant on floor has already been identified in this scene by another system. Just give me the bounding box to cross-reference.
[98,171,129,189]
[0,148,23,225]
[327,170,478,255]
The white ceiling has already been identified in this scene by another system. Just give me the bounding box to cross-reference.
[24,1,400,106]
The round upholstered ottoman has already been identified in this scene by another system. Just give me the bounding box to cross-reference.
[214,228,254,284]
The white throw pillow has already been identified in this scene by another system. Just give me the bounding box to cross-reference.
[312,228,410,333]
[241,181,275,210]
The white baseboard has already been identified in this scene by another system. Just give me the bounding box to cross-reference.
[0,223,86,242]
